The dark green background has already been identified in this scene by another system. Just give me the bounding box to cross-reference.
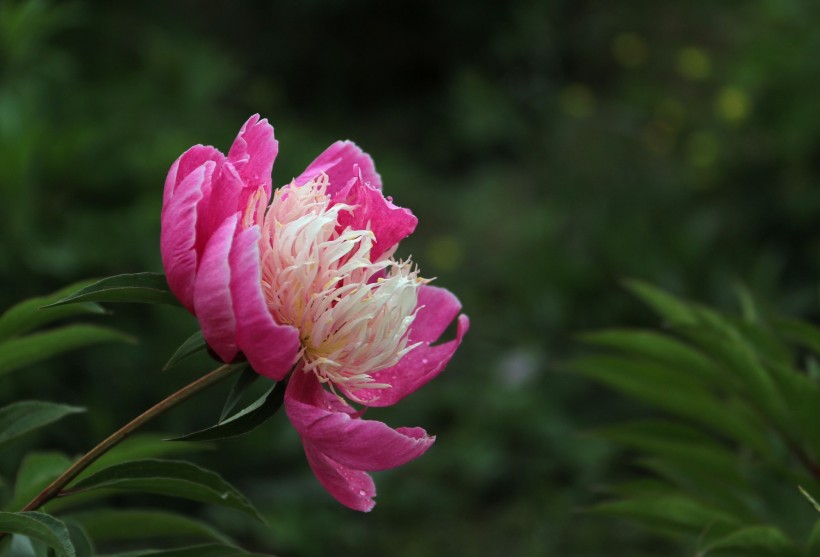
[1,0,818,555]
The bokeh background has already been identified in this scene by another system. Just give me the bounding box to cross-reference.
[2,0,819,555]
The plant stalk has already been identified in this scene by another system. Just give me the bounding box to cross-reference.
[18,363,241,514]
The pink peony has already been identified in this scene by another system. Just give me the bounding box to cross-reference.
[161,115,468,511]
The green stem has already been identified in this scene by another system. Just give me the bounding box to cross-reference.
[19,363,242,514]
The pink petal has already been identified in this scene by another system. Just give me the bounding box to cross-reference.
[229,225,301,380]
[160,162,216,312]
[163,145,224,207]
[295,140,415,259]
[227,114,278,198]
[302,443,376,512]
[294,140,382,198]
[286,371,434,471]
[192,214,240,362]
[335,179,417,260]
[350,285,470,407]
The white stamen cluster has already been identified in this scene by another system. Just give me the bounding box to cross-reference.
[257,174,422,394]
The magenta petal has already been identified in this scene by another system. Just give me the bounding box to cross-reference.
[229,225,301,380]
[192,214,240,362]
[351,285,470,407]
[336,180,418,260]
[227,114,277,198]
[286,371,434,471]
[160,162,216,312]
[294,140,382,198]
[302,443,376,512]
[163,145,224,206]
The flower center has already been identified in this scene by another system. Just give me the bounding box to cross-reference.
[256,174,423,394]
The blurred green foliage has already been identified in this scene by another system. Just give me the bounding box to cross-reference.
[1,0,819,555]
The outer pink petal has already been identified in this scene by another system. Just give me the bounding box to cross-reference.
[295,140,415,259]
[302,443,376,512]
[350,285,470,407]
[163,145,224,207]
[160,162,216,312]
[192,214,240,362]
[230,225,301,380]
[336,180,417,260]
[294,140,382,197]
[286,371,434,471]
[227,114,278,198]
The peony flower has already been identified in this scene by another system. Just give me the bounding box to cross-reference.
[161,115,468,511]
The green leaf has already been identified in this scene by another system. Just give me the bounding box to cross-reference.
[65,509,232,545]
[571,355,771,454]
[65,524,93,557]
[590,495,741,538]
[0,281,106,342]
[44,273,180,308]
[0,325,134,378]
[98,544,271,557]
[0,512,75,557]
[68,459,262,521]
[701,525,795,557]
[7,452,73,511]
[163,331,208,371]
[169,381,283,443]
[799,486,820,513]
[219,366,258,421]
[0,401,85,448]
[623,280,698,325]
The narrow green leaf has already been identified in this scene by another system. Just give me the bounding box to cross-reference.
[76,435,205,483]
[571,355,771,454]
[0,282,105,342]
[701,525,795,556]
[590,495,741,538]
[623,280,698,325]
[7,452,73,511]
[0,325,134,377]
[170,381,284,442]
[799,486,820,513]
[776,317,820,357]
[99,544,271,557]
[65,509,232,545]
[0,402,85,448]
[807,520,820,555]
[0,512,75,557]
[68,459,262,521]
[163,331,208,371]
[65,524,94,557]
[44,273,180,308]
[219,366,259,421]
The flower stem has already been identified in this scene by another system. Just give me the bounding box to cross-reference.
[18,363,242,514]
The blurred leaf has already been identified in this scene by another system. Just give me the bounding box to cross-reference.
[623,280,698,325]
[65,524,93,557]
[98,544,271,557]
[799,486,820,513]
[163,331,207,371]
[44,273,180,308]
[7,452,72,512]
[65,509,232,545]
[591,495,741,538]
[775,317,820,357]
[0,512,74,557]
[0,401,84,448]
[169,381,283,443]
[0,325,134,377]
[0,281,105,342]
[571,355,771,454]
[701,525,795,557]
[68,459,262,521]
[219,366,258,421]
[578,328,721,387]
